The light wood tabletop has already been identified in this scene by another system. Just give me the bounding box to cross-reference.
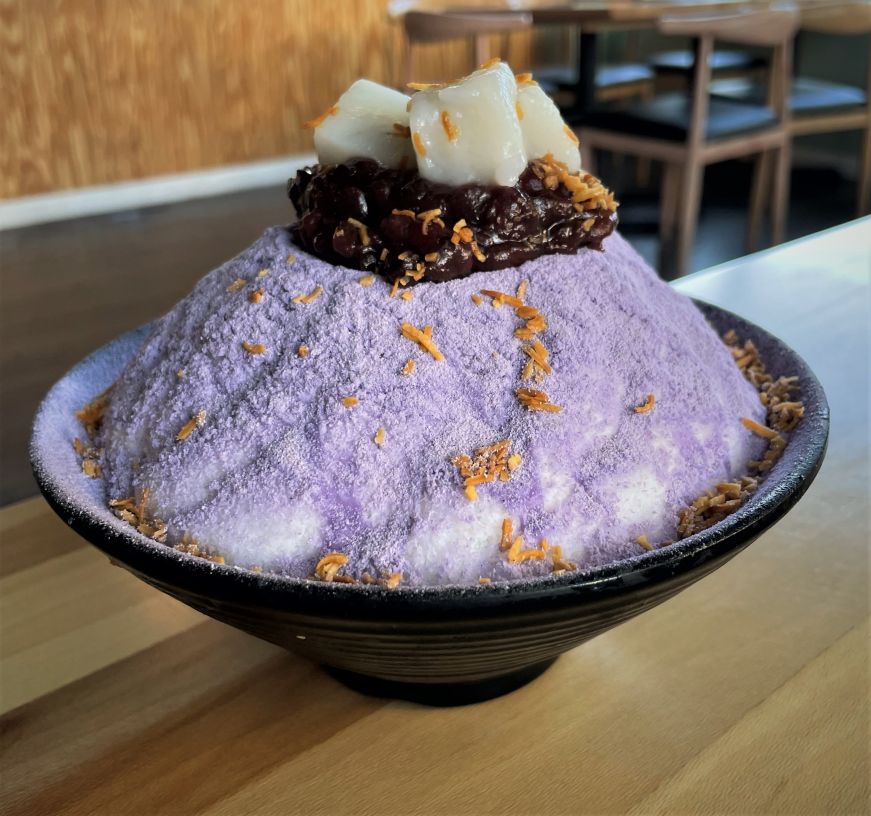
[1,218,868,815]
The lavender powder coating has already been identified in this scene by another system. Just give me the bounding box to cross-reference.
[97,227,766,585]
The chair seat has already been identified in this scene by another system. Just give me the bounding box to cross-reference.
[710,76,867,115]
[582,92,778,141]
[650,49,765,73]
[536,63,654,92]
[596,63,655,88]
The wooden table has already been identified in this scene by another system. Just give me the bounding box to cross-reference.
[1,219,868,815]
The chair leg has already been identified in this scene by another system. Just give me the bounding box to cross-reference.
[674,160,704,279]
[636,157,652,189]
[659,163,680,275]
[747,150,772,253]
[771,140,791,246]
[859,124,871,216]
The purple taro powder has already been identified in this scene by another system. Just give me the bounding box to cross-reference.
[96,227,767,585]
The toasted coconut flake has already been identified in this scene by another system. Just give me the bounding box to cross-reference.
[248,288,264,304]
[417,208,444,235]
[471,293,483,306]
[176,369,185,379]
[407,81,446,91]
[515,101,524,120]
[522,342,552,375]
[412,132,427,156]
[225,278,246,293]
[359,274,376,287]
[401,290,413,301]
[515,72,536,85]
[507,453,522,472]
[314,552,349,582]
[634,393,656,414]
[550,545,577,573]
[741,416,779,440]
[582,217,596,231]
[72,437,86,456]
[464,484,478,502]
[242,341,266,355]
[479,577,492,585]
[516,280,528,301]
[440,110,459,142]
[497,518,512,552]
[424,252,439,263]
[636,534,653,551]
[292,285,323,305]
[384,572,402,589]
[346,217,371,247]
[392,209,416,219]
[341,396,359,408]
[400,322,444,361]
[480,289,524,308]
[257,268,269,278]
[563,124,580,145]
[516,387,562,413]
[374,426,387,446]
[176,410,206,442]
[389,278,400,299]
[401,358,416,375]
[303,104,338,129]
[297,344,310,357]
[480,56,501,68]
[81,458,101,478]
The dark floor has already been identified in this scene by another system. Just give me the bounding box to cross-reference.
[0,162,861,505]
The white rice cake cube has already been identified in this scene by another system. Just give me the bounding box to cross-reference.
[313,79,416,169]
[516,81,581,172]
[408,62,527,187]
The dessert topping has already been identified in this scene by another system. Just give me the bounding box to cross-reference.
[634,393,656,414]
[400,322,444,361]
[314,552,349,582]
[516,387,562,413]
[292,285,323,304]
[176,409,206,441]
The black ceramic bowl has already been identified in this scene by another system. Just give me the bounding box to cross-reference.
[31,302,828,705]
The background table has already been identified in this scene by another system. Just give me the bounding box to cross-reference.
[1,218,868,815]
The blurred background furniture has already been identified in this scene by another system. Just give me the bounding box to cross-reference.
[579,7,801,278]
[710,1,871,216]
[397,9,532,85]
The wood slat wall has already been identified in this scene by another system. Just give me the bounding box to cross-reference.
[2,0,532,199]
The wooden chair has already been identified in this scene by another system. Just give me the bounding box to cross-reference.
[397,10,532,87]
[579,7,800,278]
[712,2,871,216]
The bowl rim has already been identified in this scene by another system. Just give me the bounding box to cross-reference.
[31,300,829,621]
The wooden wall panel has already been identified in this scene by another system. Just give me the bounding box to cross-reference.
[1,0,531,199]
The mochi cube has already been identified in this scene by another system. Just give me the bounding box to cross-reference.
[516,80,581,172]
[313,79,416,169]
[408,62,527,187]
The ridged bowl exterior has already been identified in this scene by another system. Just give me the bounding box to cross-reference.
[31,303,829,700]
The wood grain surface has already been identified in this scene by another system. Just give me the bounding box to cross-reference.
[0,218,868,814]
[1,0,531,199]
[4,3,868,811]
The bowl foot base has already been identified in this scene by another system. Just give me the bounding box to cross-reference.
[326,658,557,706]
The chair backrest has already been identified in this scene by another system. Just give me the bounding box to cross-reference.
[657,6,801,151]
[397,10,531,87]
[401,11,531,45]
[801,2,871,34]
[657,6,801,47]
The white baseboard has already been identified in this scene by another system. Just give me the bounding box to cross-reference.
[0,153,316,232]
